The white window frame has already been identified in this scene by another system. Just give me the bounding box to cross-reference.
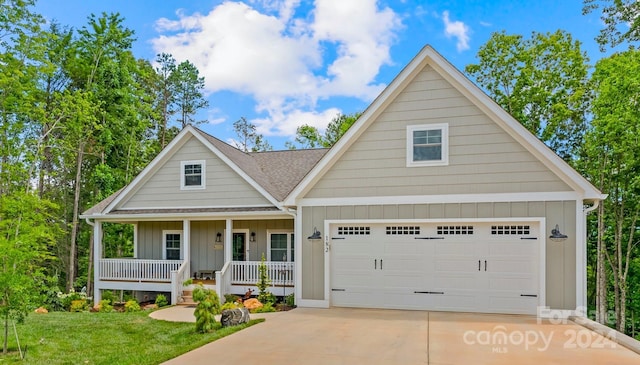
[162,230,183,260]
[267,230,294,262]
[406,123,449,167]
[180,160,206,190]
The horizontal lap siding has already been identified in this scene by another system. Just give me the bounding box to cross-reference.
[305,66,570,199]
[301,201,576,310]
[121,137,271,209]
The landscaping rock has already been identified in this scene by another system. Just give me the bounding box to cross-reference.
[34,307,48,314]
[243,298,263,310]
[220,307,250,327]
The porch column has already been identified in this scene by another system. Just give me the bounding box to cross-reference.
[93,220,103,304]
[133,223,138,259]
[224,219,232,263]
[183,219,191,275]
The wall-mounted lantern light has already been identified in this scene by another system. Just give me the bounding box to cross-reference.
[215,232,222,243]
[549,224,568,242]
[308,227,322,240]
[250,232,256,242]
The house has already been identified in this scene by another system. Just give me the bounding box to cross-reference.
[82,45,604,315]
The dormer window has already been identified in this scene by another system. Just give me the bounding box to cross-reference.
[406,123,449,167]
[180,160,205,190]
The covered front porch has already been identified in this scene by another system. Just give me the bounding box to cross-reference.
[91,215,295,304]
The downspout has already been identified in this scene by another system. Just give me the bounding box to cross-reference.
[578,199,600,316]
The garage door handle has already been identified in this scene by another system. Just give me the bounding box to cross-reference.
[380,259,383,270]
[521,237,537,240]
[374,259,377,269]
[415,237,445,240]
[332,288,346,292]
[478,260,481,271]
[520,294,537,297]
[484,260,487,271]
[414,291,444,294]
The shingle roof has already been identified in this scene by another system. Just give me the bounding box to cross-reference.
[82,127,329,216]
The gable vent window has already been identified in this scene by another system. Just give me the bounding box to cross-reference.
[491,225,530,235]
[180,160,206,190]
[386,226,421,235]
[338,226,370,235]
[437,225,474,235]
[407,123,449,167]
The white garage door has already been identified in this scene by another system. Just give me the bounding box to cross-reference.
[330,221,540,314]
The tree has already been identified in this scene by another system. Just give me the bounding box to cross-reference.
[290,112,361,149]
[154,53,176,148]
[580,49,640,332]
[232,117,273,152]
[170,60,208,128]
[0,192,59,354]
[583,0,640,49]
[465,30,591,161]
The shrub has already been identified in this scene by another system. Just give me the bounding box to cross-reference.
[256,254,274,305]
[70,299,89,312]
[224,294,240,304]
[155,294,168,307]
[251,302,276,313]
[220,301,243,311]
[124,299,141,312]
[58,288,89,311]
[97,299,113,313]
[193,284,221,333]
[102,290,116,304]
[285,293,295,307]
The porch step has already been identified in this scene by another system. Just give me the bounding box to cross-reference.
[178,290,196,306]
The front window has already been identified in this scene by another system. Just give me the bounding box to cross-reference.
[406,124,449,167]
[268,232,294,262]
[180,160,205,189]
[163,230,182,260]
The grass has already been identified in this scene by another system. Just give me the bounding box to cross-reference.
[0,310,264,364]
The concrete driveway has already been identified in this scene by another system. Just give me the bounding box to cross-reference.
[160,307,640,365]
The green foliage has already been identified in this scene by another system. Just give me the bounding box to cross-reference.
[57,288,89,311]
[291,112,361,149]
[220,301,243,311]
[70,300,90,312]
[171,60,209,128]
[224,294,241,304]
[97,299,113,313]
[101,290,116,305]
[285,293,295,307]
[124,299,141,312]
[583,0,640,49]
[256,254,275,305]
[465,30,590,161]
[193,284,221,333]
[251,302,276,313]
[155,294,168,308]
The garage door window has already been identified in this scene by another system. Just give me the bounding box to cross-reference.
[491,225,530,235]
[386,226,421,235]
[337,226,370,235]
[437,225,474,235]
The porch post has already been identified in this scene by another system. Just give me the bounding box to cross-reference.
[224,219,232,263]
[93,220,103,304]
[183,219,191,276]
[133,223,138,259]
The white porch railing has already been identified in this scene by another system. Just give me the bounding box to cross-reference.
[171,260,190,305]
[99,258,183,282]
[230,261,295,286]
[215,261,232,301]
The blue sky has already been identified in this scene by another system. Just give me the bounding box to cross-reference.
[35,0,609,150]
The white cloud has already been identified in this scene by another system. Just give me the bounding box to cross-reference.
[442,11,470,52]
[151,0,401,137]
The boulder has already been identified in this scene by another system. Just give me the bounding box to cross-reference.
[243,298,263,310]
[220,307,250,327]
[34,307,48,314]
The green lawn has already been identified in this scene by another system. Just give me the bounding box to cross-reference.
[0,310,263,364]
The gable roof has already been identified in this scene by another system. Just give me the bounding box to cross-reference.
[82,126,328,217]
[283,45,605,205]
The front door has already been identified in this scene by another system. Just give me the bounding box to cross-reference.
[232,232,246,261]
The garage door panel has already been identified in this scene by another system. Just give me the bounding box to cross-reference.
[330,221,540,315]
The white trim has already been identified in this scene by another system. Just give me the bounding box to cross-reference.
[133,223,138,259]
[323,218,546,312]
[162,230,183,260]
[406,123,449,167]
[225,228,249,261]
[266,230,294,262]
[298,191,580,207]
[114,204,275,211]
[180,160,206,190]
[294,206,303,306]
[84,211,291,221]
[576,201,586,310]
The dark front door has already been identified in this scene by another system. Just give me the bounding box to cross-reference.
[232,232,246,261]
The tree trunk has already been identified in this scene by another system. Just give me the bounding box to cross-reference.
[596,203,608,324]
[3,309,8,354]
[86,228,94,298]
[68,142,85,290]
